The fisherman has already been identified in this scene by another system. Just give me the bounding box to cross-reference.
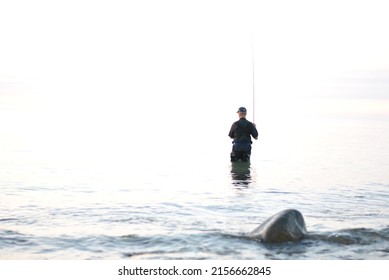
[228,107,258,162]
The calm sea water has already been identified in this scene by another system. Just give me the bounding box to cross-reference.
[1,100,389,260]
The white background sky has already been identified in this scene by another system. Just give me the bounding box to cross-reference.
[1,0,389,160]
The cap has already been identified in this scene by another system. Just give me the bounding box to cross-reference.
[237,107,247,113]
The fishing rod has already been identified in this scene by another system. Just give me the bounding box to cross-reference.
[251,33,255,124]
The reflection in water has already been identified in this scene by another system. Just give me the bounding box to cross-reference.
[230,161,252,187]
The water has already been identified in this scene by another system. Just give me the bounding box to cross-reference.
[1,99,388,260]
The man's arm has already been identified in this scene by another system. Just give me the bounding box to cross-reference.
[251,123,258,140]
[228,123,236,139]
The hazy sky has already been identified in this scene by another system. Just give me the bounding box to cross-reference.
[1,0,389,159]
[2,1,389,96]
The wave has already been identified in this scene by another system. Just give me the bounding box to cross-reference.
[1,227,388,259]
[306,227,389,245]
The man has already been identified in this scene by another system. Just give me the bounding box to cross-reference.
[228,107,258,162]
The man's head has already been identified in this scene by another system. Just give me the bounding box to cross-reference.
[237,107,247,118]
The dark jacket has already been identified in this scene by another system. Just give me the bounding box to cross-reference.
[228,118,258,143]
